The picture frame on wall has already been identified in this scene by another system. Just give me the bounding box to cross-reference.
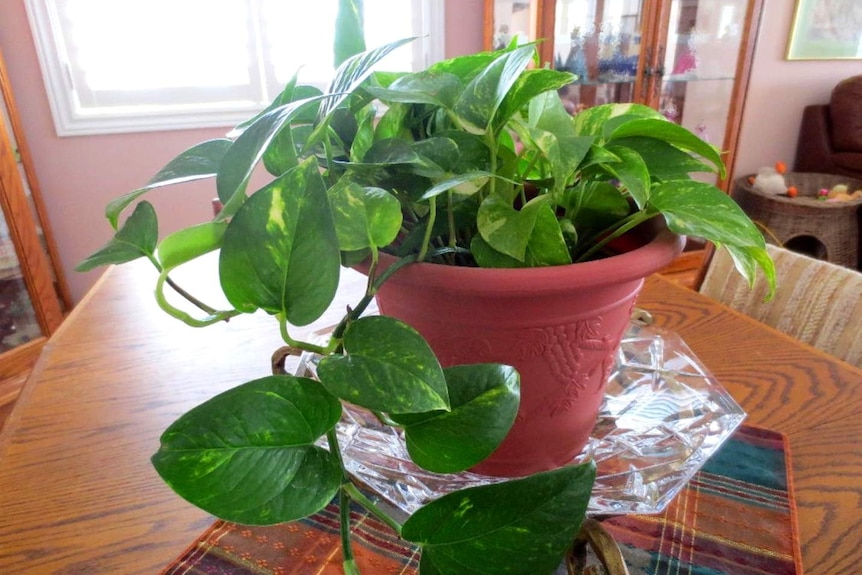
[786,0,862,60]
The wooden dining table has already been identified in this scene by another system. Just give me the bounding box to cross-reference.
[0,259,859,574]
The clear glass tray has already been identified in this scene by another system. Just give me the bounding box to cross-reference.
[302,321,745,517]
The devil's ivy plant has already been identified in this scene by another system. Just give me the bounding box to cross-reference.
[78,1,774,573]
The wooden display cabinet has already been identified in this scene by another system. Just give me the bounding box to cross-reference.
[0,48,70,394]
[484,0,764,191]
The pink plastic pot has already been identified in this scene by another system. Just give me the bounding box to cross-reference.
[368,220,684,477]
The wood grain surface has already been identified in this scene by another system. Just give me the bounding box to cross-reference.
[0,260,859,574]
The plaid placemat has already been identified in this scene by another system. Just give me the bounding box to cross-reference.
[161,425,802,575]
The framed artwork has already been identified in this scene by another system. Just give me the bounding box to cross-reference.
[786,0,862,60]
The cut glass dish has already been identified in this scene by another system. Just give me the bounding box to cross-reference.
[302,321,745,516]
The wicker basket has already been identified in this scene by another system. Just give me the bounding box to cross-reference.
[731,172,862,269]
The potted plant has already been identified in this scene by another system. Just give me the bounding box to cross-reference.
[77,4,775,573]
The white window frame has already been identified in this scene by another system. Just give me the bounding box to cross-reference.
[25,0,445,137]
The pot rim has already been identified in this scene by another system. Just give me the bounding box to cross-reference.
[368,221,685,295]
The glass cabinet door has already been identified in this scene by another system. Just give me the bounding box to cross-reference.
[654,0,748,152]
[484,0,762,188]
[0,204,43,355]
[0,49,68,369]
[486,0,542,50]
[552,0,648,113]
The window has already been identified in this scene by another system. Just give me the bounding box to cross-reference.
[25,0,445,136]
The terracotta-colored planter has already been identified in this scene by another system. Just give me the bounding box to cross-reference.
[369,221,684,477]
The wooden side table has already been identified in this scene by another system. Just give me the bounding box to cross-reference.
[731,173,862,269]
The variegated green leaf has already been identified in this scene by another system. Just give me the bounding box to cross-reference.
[151,375,342,525]
[651,180,765,249]
[374,102,412,140]
[316,316,450,414]
[219,157,340,324]
[76,201,158,271]
[524,202,571,265]
[420,171,494,200]
[322,37,416,119]
[609,136,715,180]
[402,463,596,575]
[453,45,535,133]
[608,118,725,177]
[391,364,520,474]
[476,195,547,261]
[724,244,776,299]
[496,67,575,129]
[327,182,402,250]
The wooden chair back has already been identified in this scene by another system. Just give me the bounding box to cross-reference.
[698,243,862,367]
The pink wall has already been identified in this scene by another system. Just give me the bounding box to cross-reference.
[0,0,857,304]
[733,0,862,179]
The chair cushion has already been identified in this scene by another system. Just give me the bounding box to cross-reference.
[830,75,862,151]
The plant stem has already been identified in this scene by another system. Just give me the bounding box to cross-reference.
[146,254,225,319]
[344,483,403,536]
[447,191,456,249]
[323,131,336,187]
[417,197,437,263]
[164,277,220,315]
[278,314,329,355]
[154,269,241,327]
[327,429,357,570]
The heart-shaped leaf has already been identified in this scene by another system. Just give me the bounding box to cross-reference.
[413,137,461,173]
[151,375,343,525]
[76,201,158,271]
[402,463,597,575]
[608,118,724,177]
[524,202,571,265]
[477,195,546,261]
[105,139,232,228]
[564,181,630,230]
[724,244,776,298]
[453,46,535,133]
[650,180,765,248]
[496,68,575,130]
[219,157,341,324]
[391,364,519,473]
[363,138,422,165]
[327,182,403,250]
[609,136,714,180]
[316,316,449,413]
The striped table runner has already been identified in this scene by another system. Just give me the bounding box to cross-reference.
[161,424,801,575]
